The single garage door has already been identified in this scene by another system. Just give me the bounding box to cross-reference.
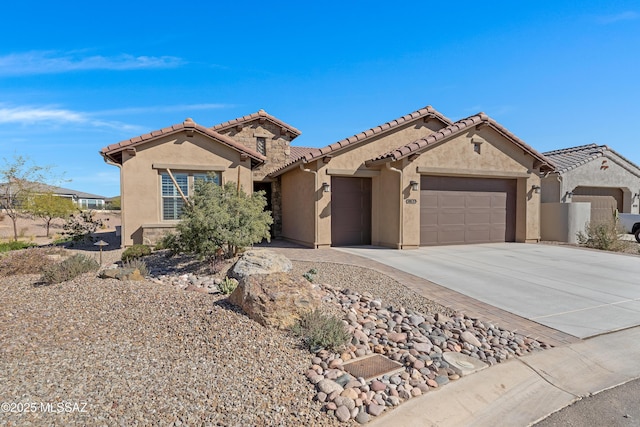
[572,187,623,225]
[420,176,516,245]
[331,177,372,246]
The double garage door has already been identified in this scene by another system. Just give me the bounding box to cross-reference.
[420,176,516,246]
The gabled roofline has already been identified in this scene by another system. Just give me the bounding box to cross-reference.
[543,143,640,176]
[365,113,555,172]
[211,109,302,139]
[269,105,452,177]
[100,118,267,166]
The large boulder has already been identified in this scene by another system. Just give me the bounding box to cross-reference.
[229,249,292,280]
[229,272,323,329]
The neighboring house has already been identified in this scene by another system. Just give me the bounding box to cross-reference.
[272,107,554,248]
[542,144,640,222]
[37,184,107,210]
[101,106,554,248]
[0,181,107,210]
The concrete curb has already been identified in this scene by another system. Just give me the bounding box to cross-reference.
[368,326,640,426]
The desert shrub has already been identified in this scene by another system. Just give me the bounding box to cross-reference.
[172,180,272,263]
[123,258,149,276]
[577,220,631,251]
[0,247,64,276]
[0,240,37,252]
[219,277,238,295]
[121,244,151,262]
[291,309,351,352]
[40,254,99,284]
[303,268,318,283]
[63,210,104,243]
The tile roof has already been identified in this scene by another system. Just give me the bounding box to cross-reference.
[542,144,608,174]
[289,146,315,161]
[211,109,302,138]
[270,106,452,177]
[364,113,555,171]
[100,118,267,165]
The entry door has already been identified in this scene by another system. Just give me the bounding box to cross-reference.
[331,177,372,246]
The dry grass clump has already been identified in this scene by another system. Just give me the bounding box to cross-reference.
[0,247,66,277]
[40,253,99,284]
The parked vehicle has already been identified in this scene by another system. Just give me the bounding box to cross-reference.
[618,213,640,242]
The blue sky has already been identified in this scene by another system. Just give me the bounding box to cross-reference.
[1,1,639,197]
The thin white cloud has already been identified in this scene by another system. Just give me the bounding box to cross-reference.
[597,11,639,24]
[0,104,140,131]
[0,50,183,76]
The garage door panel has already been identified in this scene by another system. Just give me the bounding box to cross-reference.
[420,176,516,246]
[466,211,492,225]
[440,194,466,208]
[438,212,466,226]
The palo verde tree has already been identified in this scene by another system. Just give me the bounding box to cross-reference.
[23,192,76,237]
[169,179,272,266]
[0,155,54,241]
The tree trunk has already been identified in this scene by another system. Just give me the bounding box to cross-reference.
[46,219,51,237]
[11,217,18,241]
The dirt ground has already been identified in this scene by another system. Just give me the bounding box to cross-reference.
[0,210,121,246]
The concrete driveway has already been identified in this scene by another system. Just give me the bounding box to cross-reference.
[337,243,640,338]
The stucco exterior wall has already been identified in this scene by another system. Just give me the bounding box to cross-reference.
[372,166,402,248]
[216,121,292,181]
[541,202,590,243]
[280,166,317,247]
[308,120,444,247]
[119,132,254,246]
[548,154,640,213]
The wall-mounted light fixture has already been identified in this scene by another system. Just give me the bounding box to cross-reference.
[409,180,419,192]
[322,182,330,193]
[532,185,541,194]
[634,192,639,200]
[565,191,574,198]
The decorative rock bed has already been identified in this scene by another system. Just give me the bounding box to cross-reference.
[307,284,547,423]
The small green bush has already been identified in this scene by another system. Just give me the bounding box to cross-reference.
[0,241,37,252]
[302,268,318,283]
[40,254,99,284]
[123,258,149,277]
[291,309,350,352]
[219,277,238,295]
[121,244,151,262]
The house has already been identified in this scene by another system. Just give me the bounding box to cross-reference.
[539,144,640,243]
[272,108,553,248]
[101,106,554,248]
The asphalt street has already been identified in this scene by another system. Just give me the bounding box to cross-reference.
[534,377,640,427]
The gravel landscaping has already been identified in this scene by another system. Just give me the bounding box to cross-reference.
[1,247,546,425]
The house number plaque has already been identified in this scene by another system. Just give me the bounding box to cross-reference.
[405,199,417,204]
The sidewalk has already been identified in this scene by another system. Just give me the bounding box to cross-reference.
[367,325,640,426]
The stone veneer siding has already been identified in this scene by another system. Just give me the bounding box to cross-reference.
[217,121,292,181]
